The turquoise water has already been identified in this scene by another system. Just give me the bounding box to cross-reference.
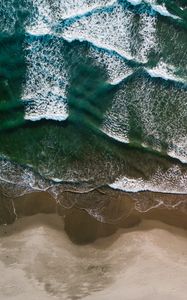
[0,0,187,201]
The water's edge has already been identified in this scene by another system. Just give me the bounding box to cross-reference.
[1,187,187,244]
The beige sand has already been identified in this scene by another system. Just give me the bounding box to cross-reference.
[0,214,187,300]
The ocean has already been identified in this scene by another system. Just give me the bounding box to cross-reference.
[0,0,187,221]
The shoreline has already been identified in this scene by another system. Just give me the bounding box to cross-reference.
[0,187,187,243]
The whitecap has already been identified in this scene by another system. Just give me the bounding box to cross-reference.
[152,4,180,20]
[110,166,187,194]
[127,0,142,5]
[61,4,135,62]
[145,61,186,84]
[126,0,180,20]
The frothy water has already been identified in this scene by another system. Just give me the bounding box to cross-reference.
[110,165,187,194]
[23,35,68,121]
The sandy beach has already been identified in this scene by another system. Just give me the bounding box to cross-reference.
[0,213,187,300]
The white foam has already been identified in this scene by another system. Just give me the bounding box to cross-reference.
[102,127,130,144]
[146,61,186,84]
[26,24,51,36]
[51,178,63,183]
[61,2,160,64]
[57,0,116,20]
[168,137,187,164]
[138,14,157,63]
[25,0,116,35]
[127,0,142,5]
[0,158,49,197]
[26,0,52,36]
[152,4,180,19]
[62,4,135,61]
[24,113,68,122]
[102,61,187,164]
[110,166,187,194]
[126,0,180,20]
[22,36,69,121]
[128,79,163,151]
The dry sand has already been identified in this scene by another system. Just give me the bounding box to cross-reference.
[0,214,187,300]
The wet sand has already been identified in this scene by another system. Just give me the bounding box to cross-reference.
[0,190,187,299]
[1,189,187,244]
[0,214,187,300]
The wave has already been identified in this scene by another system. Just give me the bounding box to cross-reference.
[24,113,68,122]
[101,131,187,165]
[0,157,102,202]
[167,138,187,164]
[0,157,51,197]
[26,0,116,36]
[1,157,187,220]
[62,34,135,62]
[109,165,187,194]
[57,0,116,21]
[109,65,187,86]
[11,0,185,89]
[61,3,157,64]
[101,68,187,164]
[19,30,187,164]
[151,4,180,19]
[145,61,187,85]
[22,0,186,76]
[1,0,182,37]
[88,45,134,84]
[101,127,130,143]
[126,0,180,20]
